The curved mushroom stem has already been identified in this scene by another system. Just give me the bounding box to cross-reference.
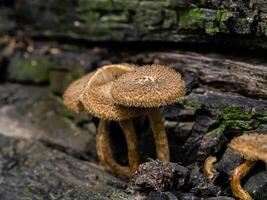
[96,119,139,176]
[230,160,256,200]
[148,108,170,161]
[118,120,140,174]
[204,155,217,181]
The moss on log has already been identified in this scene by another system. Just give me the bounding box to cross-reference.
[1,0,267,48]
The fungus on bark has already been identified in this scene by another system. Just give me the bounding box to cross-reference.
[80,64,146,176]
[111,64,185,161]
[228,133,267,200]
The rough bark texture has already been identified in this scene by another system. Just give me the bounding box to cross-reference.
[0,1,267,199]
[2,0,267,48]
[0,134,130,200]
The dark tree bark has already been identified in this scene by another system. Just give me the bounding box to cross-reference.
[2,0,267,49]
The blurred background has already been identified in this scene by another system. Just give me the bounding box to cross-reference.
[0,0,267,199]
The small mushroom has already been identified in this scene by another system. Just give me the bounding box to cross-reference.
[203,155,217,181]
[81,64,146,176]
[111,64,185,161]
[63,71,113,172]
[228,133,267,200]
[63,72,94,113]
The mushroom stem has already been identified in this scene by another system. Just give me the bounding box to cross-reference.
[204,155,217,181]
[96,124,106,167]
[230,160,256,200]
[118,120,140,174]
[96,119,139,176]
[148,108,170,161]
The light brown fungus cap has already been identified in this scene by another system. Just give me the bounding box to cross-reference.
[63,72,94,113]
[229,133,267,163]
[111,64,185,107]
[81,64,146,121]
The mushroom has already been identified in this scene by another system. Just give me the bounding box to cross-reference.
[203,155,217,181]
[80,64,146,176]
[111,64,185,161]
[63,72,94,113]
[228,133,267,200]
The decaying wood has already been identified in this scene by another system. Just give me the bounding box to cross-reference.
[1,0,267,49]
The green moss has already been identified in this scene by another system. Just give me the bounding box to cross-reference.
[182,99,201,111]
[216,105,266,130]
[10,56,52,84]
[216,9,231,30]
[134,9,163,31]
[79,11,101,24]
[205,8,232,35]
[23,185,32,197]
[77,8,126,39]
[179,8,205,30]
[223,119,260,130]
[216,9,231,22]
[183,100,267,132]
[100,13,129,23]
[257,115,267,122]
[205,22,220,35]
[220,105,254,121]
[258,21,267,35]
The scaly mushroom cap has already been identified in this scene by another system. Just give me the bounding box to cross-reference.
[229,133,267,163]
[111,64,185,107]
[81,64,146,121]
[63,72,94,113]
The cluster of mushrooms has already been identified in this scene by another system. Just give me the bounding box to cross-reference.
[63,63,266,200]
[63,64,185,176]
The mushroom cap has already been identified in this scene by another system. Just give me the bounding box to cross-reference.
[111,64,185,107]
[228,133,267,163]
[81,64,146,121]
[63,72,94,113]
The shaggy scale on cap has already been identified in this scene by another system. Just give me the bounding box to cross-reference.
[63,72,94,113]
[111,64,185,107]
[81,64,146,121]
[229,133,267,162]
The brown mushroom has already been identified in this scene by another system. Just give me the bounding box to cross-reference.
[203,155,217,181]
[228,133,267,200]
[63,72,94,113]
[111,64,185,161]
[81,64,146,176]
[63,71,114,171]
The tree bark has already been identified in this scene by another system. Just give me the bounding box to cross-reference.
[1,0,267,49]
